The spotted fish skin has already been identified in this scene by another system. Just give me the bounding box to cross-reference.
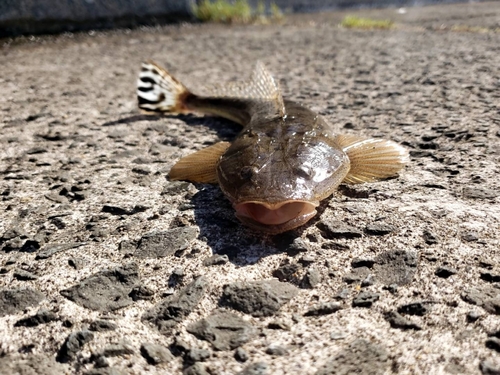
[137,61,409,233]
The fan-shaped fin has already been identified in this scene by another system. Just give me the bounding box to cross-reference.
[335,134,409,184]
[209,62,285,116]
[168,142,231,183]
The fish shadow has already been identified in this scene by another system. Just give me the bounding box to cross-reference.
[101,114,156,126]
[189,184,330,266]
[101,113,239,140]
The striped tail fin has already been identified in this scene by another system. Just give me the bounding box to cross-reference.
[137,61,190,114]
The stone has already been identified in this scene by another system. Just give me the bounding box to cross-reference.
[298,255,316,266]
[170,337,192,357]
[13,269,38,281]
[315,339,389,375]
[267,319,292,330]
[466,311,482,323]
[304,302,342,316]
[56,330,94,363]
[220,280,298,317]
[92,355,109,368]
[102,205,148,216]
[101,341,135,357]
[481,272,500,283]
[187,310,256,351]
[317,221,362,239]
[486,338,500,353]
[301,268,322,288]
[162,181,193,196]
[132,166,151,175]
[0,354,67,375]
[351,258,376,268]
[373,250,418,285]
[134,227,197,258]
[397,302,430,316]
[143,276,207,333]
[234,347,249,362]
[265,344,288,356]
[68,257,86,270]
[14,309,58,327]
[183,363,210,375]
[186,348,211,363]
[129,285,155,301]
[237,362,269,375]
[384,311,422,330]
[365,224,394,236]
[285,237,311,256]
[272,262,302,282]
[203,254,229,266]
[461,232,479,242]
[35,242,86,260]
[423,230,439,245]
[343,267,371,284]
[361,274,376,287]
[84,368,126,375]
[333,289,350,300]
[462,287,500,315]
[168,268,186,287]
[0,288,45,317]
[118,240,137,256]
[435,266,457,278]
[352,292,380,308]
[463,187,498,200]
[444,359,467,374]
[89,320,117,332]
[60,263,139,312]
[140,343,174,365]
[330,332,347,340]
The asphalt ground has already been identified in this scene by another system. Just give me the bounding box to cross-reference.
[1,2,499,374]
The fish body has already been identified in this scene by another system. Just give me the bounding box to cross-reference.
[137,61,408,233]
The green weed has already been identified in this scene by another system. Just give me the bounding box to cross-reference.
[341,15,393,30]
[193,0,283,24]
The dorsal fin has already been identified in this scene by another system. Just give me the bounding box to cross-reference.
[209,62,285,117]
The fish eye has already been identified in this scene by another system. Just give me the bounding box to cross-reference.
[296,165,314,180]
[239,166,258,180]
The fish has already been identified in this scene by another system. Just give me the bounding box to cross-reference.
[137,61,409,234]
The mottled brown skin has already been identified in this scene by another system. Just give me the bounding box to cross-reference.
[188,96,351,233]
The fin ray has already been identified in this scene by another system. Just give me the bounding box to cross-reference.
[208,62,285,116]
[336,135,409,184]
[137,61,190,113]
[169,142,231,183]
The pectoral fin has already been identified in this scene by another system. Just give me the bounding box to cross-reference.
[169,141,231,183]
[335,135,409,184]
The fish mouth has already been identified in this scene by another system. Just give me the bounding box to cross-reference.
[234,200,319,234]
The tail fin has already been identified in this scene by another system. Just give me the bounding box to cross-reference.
[137,61,190,114]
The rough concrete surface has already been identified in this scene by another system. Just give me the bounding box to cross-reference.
[1,2,499,374]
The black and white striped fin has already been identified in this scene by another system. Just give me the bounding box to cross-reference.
[137,61,189,113]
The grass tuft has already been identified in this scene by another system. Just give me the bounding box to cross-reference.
[449,25,489,33]
[341,15,393,30]
[193,0,283,24]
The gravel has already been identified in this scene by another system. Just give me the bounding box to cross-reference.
[1,2,499,374]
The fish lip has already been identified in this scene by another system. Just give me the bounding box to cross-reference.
[234,200,319,234]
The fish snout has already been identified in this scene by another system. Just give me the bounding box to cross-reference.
[234,200,318,233]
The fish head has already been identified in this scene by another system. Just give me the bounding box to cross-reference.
[217,128,350,233]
